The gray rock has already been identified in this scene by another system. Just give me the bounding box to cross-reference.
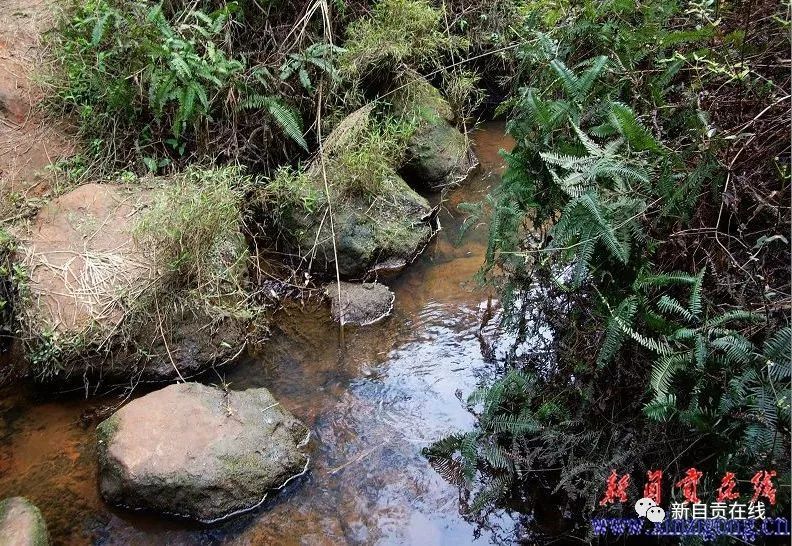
[288,172,435,279]
[401,118,477,192]
[0,497,49,546]
[325,281,395,325]
[97,383,310,523]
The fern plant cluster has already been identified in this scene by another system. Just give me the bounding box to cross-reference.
[48,0,511,181]
[48,0,349,173]
[51,1,244,157]
[432,0,790,534]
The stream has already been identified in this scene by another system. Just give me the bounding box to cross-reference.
[0,123,523,545]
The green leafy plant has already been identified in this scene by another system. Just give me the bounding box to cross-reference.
[431,0,790,531]
[238,93,308,151]
[51,0,244,143]
[280,42,346,92]
[49,0,309,168]
[326,117,414,196]
[424,369,541,510]
[141,4,243,139]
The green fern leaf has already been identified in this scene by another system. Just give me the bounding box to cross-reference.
[608,101,660,152]
[549,59,580,98]
[576,55,609,99]
[658,295,694,322]
[650,353,690,397]
[688,268,705,317]
[597,295,637,367]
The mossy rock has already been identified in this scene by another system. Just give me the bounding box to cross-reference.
[390,71,455,124]
[0,497,50,546]
[16,181,250,387]
[400,118,476,191]
[287,172,434,279]
[388,73,477,191]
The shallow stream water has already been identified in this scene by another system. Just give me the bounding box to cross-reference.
[0,123,521,545]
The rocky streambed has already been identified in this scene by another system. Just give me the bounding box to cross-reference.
[0,124,517,544]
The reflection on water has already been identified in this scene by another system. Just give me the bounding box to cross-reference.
[0,123,518,545]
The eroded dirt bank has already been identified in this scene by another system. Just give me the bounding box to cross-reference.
[0,0,73,206]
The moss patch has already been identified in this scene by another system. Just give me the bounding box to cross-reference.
[96,414,120,447]
[341,0,464,77]
[0,497,50,546]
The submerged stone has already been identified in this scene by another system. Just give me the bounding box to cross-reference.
[0,497,49,546]
[97,382,310,523]
[325,281,395,325]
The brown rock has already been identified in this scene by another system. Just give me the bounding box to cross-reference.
[20,183,155,336]
[97,383,310,522]
[16,183,247,384]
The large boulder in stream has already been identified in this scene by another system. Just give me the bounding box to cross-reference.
[391,74,478,191]
[273,106,437,280]
[0,497,50,546]
[325,281,394,325]
[15,181,247,385]
[291,174,435,279]
[401,120,477,191]
[97,382,310,522]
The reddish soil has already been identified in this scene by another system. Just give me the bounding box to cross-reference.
[0,0,74,207]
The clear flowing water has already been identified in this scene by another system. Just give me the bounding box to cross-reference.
[0,123,520,545]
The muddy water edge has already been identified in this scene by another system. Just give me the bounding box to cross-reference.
[0,123,524,545]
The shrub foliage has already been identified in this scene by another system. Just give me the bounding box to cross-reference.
[427,0,790,533]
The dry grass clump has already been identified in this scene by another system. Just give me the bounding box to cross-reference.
[134,166,250,289]
[342,0,464,78]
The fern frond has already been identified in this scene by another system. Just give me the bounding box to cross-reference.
[240,95,308,150]
[91,11,112,46]
[644,394,677,421]
[489,414,542,435]
[572,123,604,157]
[576,55,609,99]
[460,431,479,485]
[549,58,580,98]
[608,101,660,152]
[597,295,637,367]
[634,271,697,289]
[578,193,628,263]
[658,294,694,322]
[711,334,755,365]
[482,444,513,471]
[650,353,690,397]
[266,98,308,150]
[616,317,672,355]
[705,310,764,328]
[763,326,791,367]
[688,268,705,317]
